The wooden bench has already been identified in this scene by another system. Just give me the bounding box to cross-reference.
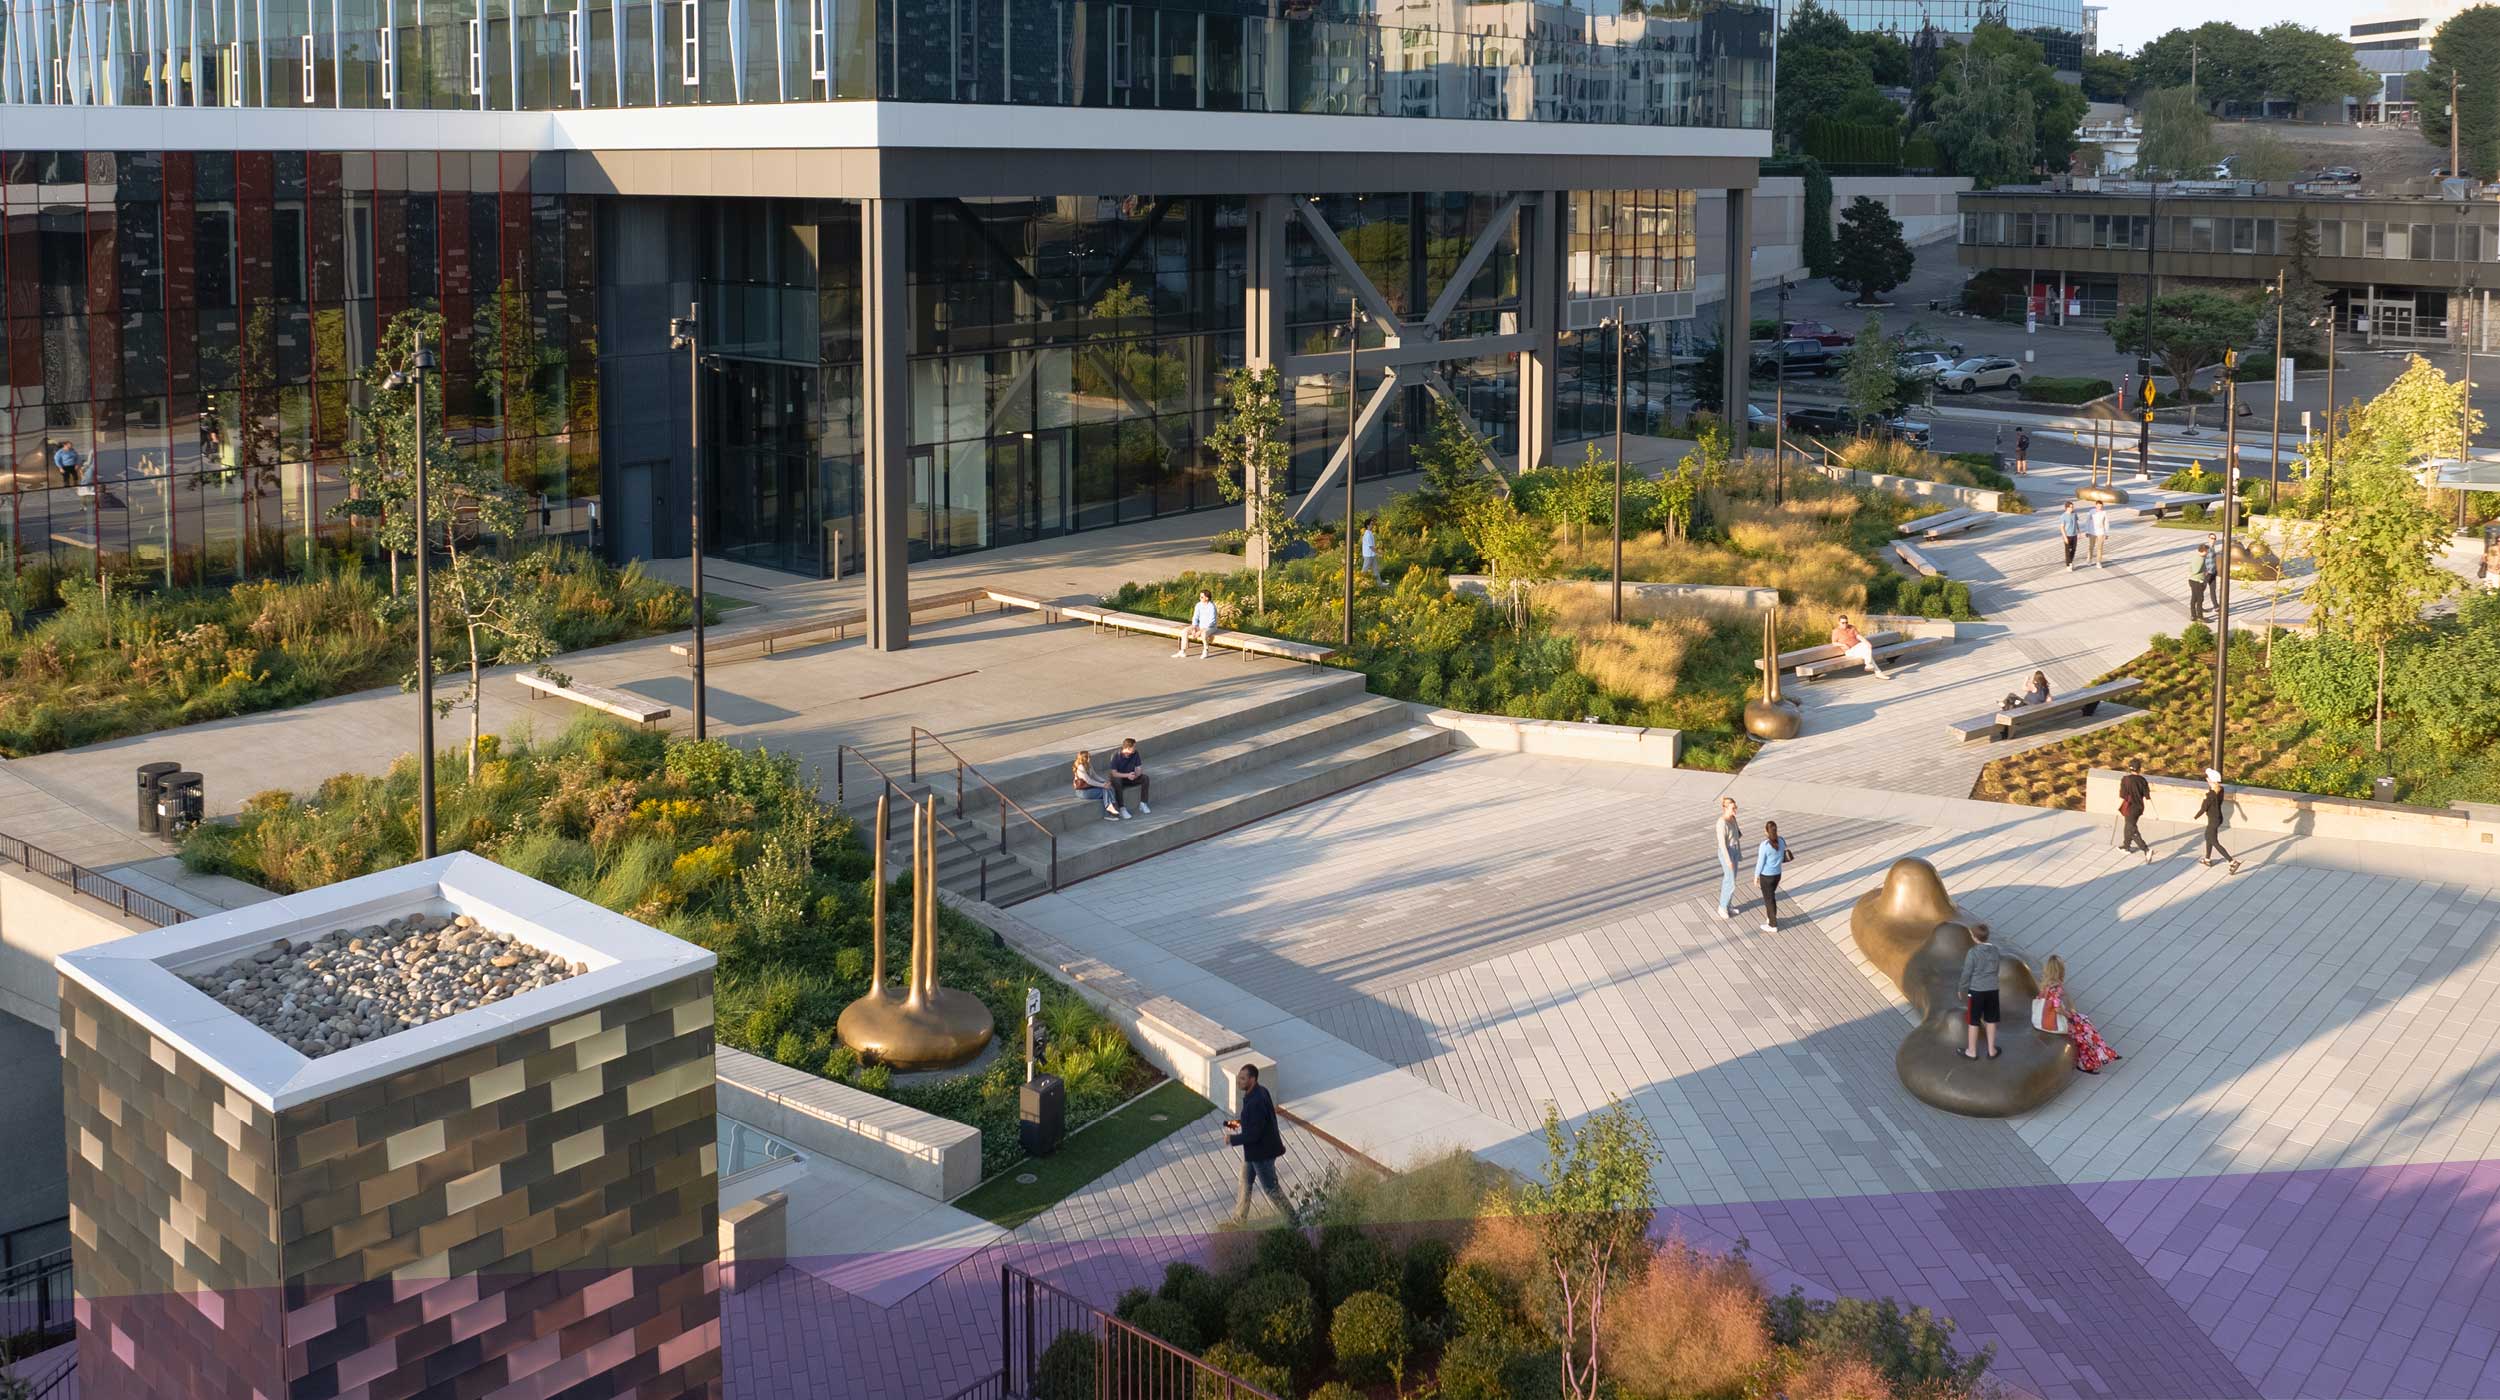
[1898,509,1973,537]
[1077,608,1338,663]
[2140,492,2224,520]
[517,673,671,725]
[1946,677,2143,744]
[983,588,1073,622]
[668,586,989,665]
[1754,631,1902,674]
[1892,542,1942,577]
[1795,634,1946,680]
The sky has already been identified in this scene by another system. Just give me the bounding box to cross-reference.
[2092,0,2360,55]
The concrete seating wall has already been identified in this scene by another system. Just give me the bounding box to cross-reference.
[714,1046,984,1201]
[2085,769,2500,854]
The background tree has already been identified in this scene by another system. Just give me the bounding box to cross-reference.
[2422,6,2500,178]
[1209,367,1295,614]
[405,446,554,776]
[2306,360,2467,750]
[1799,160,1837,278]
[2136,86,2218,178]
[1832,197,1915,305]
[2258,212,2330,363]
[2135,23,2262,109]
[2220,127,2303,182]
[2107,291,2261,431]
[1928,53,2034,187]
[1840,314,1903,427]
[1509,1100,1660,1400]
[2253,23,2378,111]
[340,307,453,597]
[1931,23,2087,171]
[1773,1,1905,153]
[2082,51,2135,102]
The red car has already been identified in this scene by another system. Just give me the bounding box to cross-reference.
[1780,319,1855,347]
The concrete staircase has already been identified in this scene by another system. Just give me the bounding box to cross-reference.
[850,671,1452,906]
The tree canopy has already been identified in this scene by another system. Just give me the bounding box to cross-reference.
[2081,51,2135,103]
[2107,291,2261,430]
[2423,6,2500,179]
[2136,86,2217,179]
[1773,0,1905,153]
[1833,197,1915,305]
[1925,23,2087,184]
[2134,22,2371,112]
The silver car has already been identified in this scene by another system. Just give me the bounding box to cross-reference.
[1939,356,2024,392]
[1896,351,1956,381]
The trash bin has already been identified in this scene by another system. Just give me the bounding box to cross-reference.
[155,772,205,838]
[1019,1073,1066,1158]
[136,762,182,835]
[2373,776,2397,804]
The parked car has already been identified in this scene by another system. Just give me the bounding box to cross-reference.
[1752,338,1837,376]
[2318,165,2361,184]
[1782,404,1933,447]
[1938,356,2024,392]
[1896,350,1957,381]
[1780,319,1855,347]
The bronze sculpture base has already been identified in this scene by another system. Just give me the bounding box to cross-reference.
[2228,538,2283,581]
[2076,485,2131,505]
[1849,858,2073,1118]
[1743,697,1803,741]
[836,988,997,1072]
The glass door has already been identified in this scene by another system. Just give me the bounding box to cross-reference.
[988,435,1029,547]
[1032,428,1069,537]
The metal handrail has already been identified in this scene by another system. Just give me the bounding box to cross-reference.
[1,1246,74,1358]
[999,1263,1286,1400]
[908,726,1059,894]
[832,746,1000,905]
[0,830,189,928]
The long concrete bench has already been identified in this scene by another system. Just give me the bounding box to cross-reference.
[665,586,991,664]
[1754,630,1903,674]
[714,1046,982,1201]
[1898,509,1973,537]
[1074,607,1338,663]
[2140,492,2225,520]
[1893,542,1942,577]
[515,673,670,724]
[1914,512,1990,540]
[983,587,1075,621]
[1795,634,1946,680]
[1946,676,2142,744]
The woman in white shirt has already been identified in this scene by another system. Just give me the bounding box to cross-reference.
[1175,589,1220,659]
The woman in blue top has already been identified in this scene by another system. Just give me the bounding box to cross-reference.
[1755,820,1792,933]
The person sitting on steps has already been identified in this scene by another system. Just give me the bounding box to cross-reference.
[1071,749,1124,821]
[1108,737,1151,816]
[1830,614,1891,679]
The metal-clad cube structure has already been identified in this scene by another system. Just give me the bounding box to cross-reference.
[55,853,722,1400]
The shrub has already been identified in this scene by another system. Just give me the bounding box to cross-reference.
[1765,1290,1991,1395]
[1441,1261,1521,1339]
[1200,1341,1295,1400]
[1034,1329,1098,1400]
[1330,1291,1410,1386]
[1253,1225,1320,1285]
[1320,1228,1398,1308]
[1226,1271,1317,1367]
[1305,1384,1362,1400]
[1435,1330,1522,1400]
[2270,632,2374,725]
[2019,376,2115,404]
[2179,621,2216,655]
[1603,1245,1773,1400]
[1401,1236,1456,1322]
[1161,1260,1231,1341]
[2163,464,2224,494]
[1123,1296,1202,1353]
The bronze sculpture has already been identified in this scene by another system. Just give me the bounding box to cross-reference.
[1850,858,2073,1117]
[835,792,997,1071]
[1742,607,1803,741]
[2228,536,2284,581]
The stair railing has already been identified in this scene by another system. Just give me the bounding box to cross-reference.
[909,726,1059,894]
[832,745,1007,904]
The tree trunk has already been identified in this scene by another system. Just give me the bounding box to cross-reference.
[467,630,484,777]
[389,549,401,597]
[2374,641,2387,753]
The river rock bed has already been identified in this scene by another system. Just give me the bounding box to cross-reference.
[184,913,586,1057]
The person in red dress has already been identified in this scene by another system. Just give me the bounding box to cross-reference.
[2035,956,2121,1074]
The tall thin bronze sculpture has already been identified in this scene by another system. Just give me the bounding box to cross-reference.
[836,794,997,1071]
[1743,606,1802,741]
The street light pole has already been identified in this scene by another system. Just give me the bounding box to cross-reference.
[383,348,439,860]
[2270,270,2284,513]
[2212,352,2239,778]
[1612,305,1627,622]
[2323,319,2337,511]
[1343,297,1359,650]
[668,305,708,742]
[2139,186,2160,475]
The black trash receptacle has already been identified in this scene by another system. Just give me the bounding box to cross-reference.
[136,762,182,835]
[156,772,205,837]
[1020,1074,1066,1158]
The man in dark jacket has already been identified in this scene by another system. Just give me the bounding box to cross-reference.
[2118,756,2152,860]
[1225,1063,1291,1224]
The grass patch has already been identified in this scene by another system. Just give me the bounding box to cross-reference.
[955,1080,1214,1230]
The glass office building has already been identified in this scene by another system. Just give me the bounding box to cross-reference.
[2,0,1773,653]
[1819,0,2084,73]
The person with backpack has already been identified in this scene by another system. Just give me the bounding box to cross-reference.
[1755,820,1793,933]
[2117,756,2152,860]
[2196,769,2240,874]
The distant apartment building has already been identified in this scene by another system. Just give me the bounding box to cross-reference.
[2346,0,2474,123]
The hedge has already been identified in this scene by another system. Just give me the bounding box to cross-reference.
[2019,377,2115,405]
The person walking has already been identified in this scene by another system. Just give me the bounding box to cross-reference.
[2188,543,2212,623]
[2014,428,2031,476]
[52,441,80,488]
[2117,756,2152,860]
[1714,796,1743,920]
[2086,501,2111,567]
[1359,523,1379,579]
[2195,768,2240,874]
[1175,589,1219,659]
[1960,922,2003,1060]
[2058,503,2081,569]
[1224,1063,1292,1225]
[1755,820,1792,933]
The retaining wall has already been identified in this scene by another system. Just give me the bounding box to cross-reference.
[2084,769,2500,854]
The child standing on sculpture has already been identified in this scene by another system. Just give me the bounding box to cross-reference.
[1960,923,2002,1059]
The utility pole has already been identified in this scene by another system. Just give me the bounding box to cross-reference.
[2213,351,2239,778]
[2269,269,2284,513]
[1342,297,1359,649]
[2189,41,2202,110]
[667,305,709,742]
[2454,70,2463,178]
[1611,305,1627,622]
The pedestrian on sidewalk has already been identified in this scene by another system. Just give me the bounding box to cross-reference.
[1108,737,1151,815]
[2086,501,2110,567]
[2202,534,2221,601]
[1175,589,1219,659]
[1224,1063,1293,1225]
[2058,502,2081,569]
[2196,768,2241,874]
[2118,756,2152,860]
[1715,796,1743,919]
[2188,543,2212,623]
[1960,922,2003,1060]
[2015,428,2031,476]
[1755,820,1792,933]
[1359,522,1379,579]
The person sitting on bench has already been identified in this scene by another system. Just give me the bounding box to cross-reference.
[1830,614,1891,679]
[1175,590,1219,660]
[2000,670,2051,711]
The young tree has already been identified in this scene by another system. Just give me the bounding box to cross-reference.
[1511,1100,1660,1400]
[1832,198,1915,306]
[2107,291,2261,431]
[340,307,455,596]
[1208,366,1295,615]
[2136,86,2218,179]
[2259,212,2331,364]
[1840,314,1903,427]
[2221,127,2303,182]
[1411,393,1505,528]
[1543,443,1614,554]
[2306,357,2470,750]
[2422,5,2500,177]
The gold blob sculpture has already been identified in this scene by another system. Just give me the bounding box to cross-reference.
[835,792,998,1072]
[2076,483,2131,506]
[1849,858,2073,1118]
[2228,537,2284,581]
[1742,606,1803,741]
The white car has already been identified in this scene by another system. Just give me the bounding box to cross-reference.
[1896,350,1956,381]
[1939,356,2024,392]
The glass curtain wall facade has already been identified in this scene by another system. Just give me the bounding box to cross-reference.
[0,0,1773,128]
[1817,0,2083,72]
[1557,187,1696,442]
[2,148,596,593]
